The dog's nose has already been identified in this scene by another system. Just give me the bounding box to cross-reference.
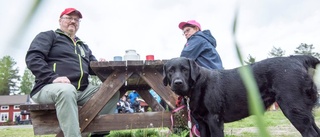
[173,79,183,86]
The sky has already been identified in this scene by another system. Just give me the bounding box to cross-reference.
[1,0,320,75]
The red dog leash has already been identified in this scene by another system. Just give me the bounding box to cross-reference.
[171,96,195,137]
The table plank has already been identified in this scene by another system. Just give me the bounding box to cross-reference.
[84,112,172,132]
[31,111,173,135]
[90,60,168,82]
[20,104,56,111]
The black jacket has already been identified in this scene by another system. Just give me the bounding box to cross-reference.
[26,29,97,97]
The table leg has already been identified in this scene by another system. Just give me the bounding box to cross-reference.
[56,70,133,137]
[136,89,165,111]
[139,68,177,110]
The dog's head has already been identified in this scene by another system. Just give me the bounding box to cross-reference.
[163,57,200,96]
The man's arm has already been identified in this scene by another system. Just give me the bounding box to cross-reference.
[25,31,59,83]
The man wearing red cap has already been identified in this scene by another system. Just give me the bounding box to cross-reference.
[26,8,119,137]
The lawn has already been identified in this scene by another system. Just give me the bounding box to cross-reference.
[224,108,320,137]
[1,108,320,137]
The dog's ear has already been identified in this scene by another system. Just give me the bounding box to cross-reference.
[188,59,200,82]
[163,63,169,86]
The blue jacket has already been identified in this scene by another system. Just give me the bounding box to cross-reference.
[180,30,223,70]
[128,91,140,104]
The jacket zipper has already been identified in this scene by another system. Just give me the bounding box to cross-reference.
[56,31,84,90]
[53,63,56,72]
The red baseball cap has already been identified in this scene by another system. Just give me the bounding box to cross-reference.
[178,20,201,30]
[60,8,82,18]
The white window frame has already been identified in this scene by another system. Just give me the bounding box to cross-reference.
[14,105,20,110]
[0,113,9,122]
[13,112,21,122]
[1,106,9,110]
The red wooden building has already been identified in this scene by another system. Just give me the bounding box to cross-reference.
[0,95,29,125]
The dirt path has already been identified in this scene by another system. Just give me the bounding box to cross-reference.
[225,125,302,137]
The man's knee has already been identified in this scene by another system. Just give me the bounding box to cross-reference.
[54,83,77,99]
[33,83,77,104]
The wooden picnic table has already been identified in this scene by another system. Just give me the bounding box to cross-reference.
[48,60,179,136]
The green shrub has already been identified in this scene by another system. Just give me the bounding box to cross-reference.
[107,128,161,137]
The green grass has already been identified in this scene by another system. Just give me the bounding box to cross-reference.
[225,108,320,128]
[0,127,53,137]
[0,128,34,137]
[1,108,320,137]
[225,110,291,128]
[224,108,320,137]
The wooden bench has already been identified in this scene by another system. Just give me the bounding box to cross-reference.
[20,103,186,136]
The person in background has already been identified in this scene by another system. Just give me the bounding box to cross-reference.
[117,95,134,113]
[149,89,172,111]
[15,115,20,125]
[132,97,143,112]
[178,20,224,136]
[25,8,119,137]
[179,20,223,70]
[128,90,140,104]
[149,89,161,103]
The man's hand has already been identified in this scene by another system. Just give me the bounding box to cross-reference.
[53,76,71,84]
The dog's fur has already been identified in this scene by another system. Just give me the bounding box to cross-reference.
[163,55,320,137]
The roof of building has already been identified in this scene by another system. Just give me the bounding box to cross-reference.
[0,95,29,105]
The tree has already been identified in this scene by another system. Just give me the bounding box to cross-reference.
[0,56,20,95]
[20,68,35,94]
[89,75,102,86]
[244,54,256,65]
[268,46,285,57]
[294,43,320,59]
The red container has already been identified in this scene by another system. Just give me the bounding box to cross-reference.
[146,55,154,60]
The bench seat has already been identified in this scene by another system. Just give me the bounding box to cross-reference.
[19,103,183,136]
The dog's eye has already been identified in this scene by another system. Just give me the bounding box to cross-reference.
[168,70,174,73]
[182,68,188,72]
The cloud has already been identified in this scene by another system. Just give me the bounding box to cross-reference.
[1,0,319,75]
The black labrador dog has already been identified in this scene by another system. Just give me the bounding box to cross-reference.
[163,55,320,137]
